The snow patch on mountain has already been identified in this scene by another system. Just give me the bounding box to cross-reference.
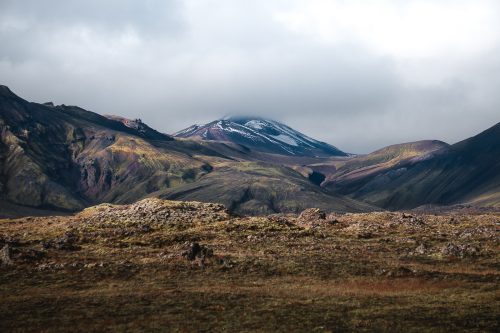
[174,116,348,157]
[244,120,265,130]
[271,134,298,146]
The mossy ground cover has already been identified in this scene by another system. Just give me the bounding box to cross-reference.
[0,200,498,332]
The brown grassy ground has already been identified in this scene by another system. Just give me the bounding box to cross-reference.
[0,199,499,332]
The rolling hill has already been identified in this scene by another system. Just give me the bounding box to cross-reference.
[1,85,498,215]
[156,161,375,215]
[0,85,372,216]
[0,85,218,213]
[319,140,450,193]
[321,125,500,209]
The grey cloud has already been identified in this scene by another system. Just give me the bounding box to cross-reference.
[0,0,183,32]
[0,1,499,153]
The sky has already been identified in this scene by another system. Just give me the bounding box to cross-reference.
[1,0,499,153]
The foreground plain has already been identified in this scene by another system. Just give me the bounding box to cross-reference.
[0,199,499,332]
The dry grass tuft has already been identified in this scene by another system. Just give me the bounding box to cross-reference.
[0,200,499,332]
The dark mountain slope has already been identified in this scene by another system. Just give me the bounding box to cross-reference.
[0,86,374,216]
[0,86,214,212]
[321,140,450,194]
[323,124,500,209]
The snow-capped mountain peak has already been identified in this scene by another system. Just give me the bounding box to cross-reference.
[174,116,347,157]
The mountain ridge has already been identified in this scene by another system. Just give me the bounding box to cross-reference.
[321,123,500,209]
[174,116,348,157]
[0,86,372,216]
[1,85,498,216]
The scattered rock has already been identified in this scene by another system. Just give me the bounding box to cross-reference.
[357,232,373,239]
[299,208,326,221]
[328,218,340,225]
[183,242,213,261]
[0,236,20,247]
[42,231,80,251]
[297,208,333,228]
[36,263,51,271]
[18,248,45,262]
[267,214,293,226]
[413,243,430,255]
[140,224,152,233]
[84,263,99,269]
[1,244,13,266]
[395,213,426,227]
[343,220,381,238]
[326,213,341,221]
[379,266,416,277]
[458,226,496,239]
[36,262,67,271]
[216,256,234,268]
[441,243,480,258]
[180,242,230,268]
[247,235,259,242]
[70,262,85,269]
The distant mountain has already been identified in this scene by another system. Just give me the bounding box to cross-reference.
[1,85,497,215]
[0,86,371,216]
[175,116,348,157]
[321,124,500,209]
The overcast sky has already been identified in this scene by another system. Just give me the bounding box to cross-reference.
[1,0,499,153]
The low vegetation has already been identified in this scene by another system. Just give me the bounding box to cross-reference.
[0,199,498,332]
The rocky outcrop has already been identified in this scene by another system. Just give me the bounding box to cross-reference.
[0,245,13,266]
[298,208,326,221]
[440,243,480,258]
[76,198,231,229]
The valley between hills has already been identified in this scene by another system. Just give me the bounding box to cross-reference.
[0,85,499,331]
[0,85,499,217]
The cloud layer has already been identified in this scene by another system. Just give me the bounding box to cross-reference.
[1,0,499,153]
